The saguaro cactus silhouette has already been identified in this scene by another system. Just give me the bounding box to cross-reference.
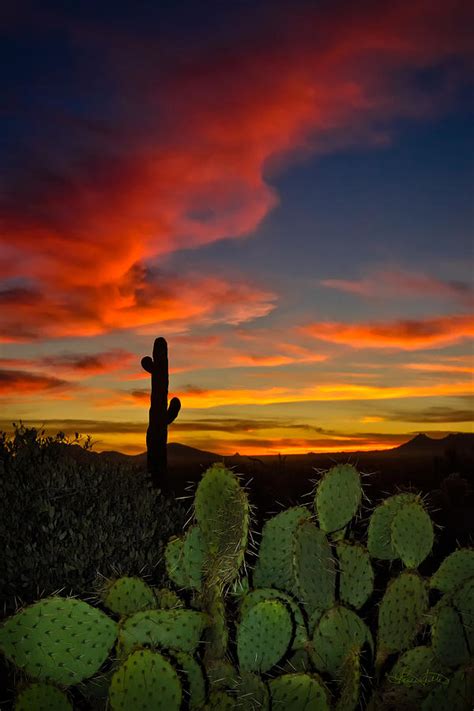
[141,337,181,487]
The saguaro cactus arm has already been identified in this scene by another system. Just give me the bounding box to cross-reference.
[141,337,181,486]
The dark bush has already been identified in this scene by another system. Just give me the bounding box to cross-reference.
[0,425,186,614]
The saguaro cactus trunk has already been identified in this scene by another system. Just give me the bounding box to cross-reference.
[141,337,181,488]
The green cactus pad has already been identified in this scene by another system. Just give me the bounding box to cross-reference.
[0,597,117,685]
[452,577,474,652]
[269,673,331,711]
[430,548,474,593]
[367,493,419,560]
[168,651,206,709]
[155,588,184,609]
[233,671,270,711]
[108,649,182,711]
[194,464,249,584]
[102,576,156,616]
[421,665,474,711]
[315,464,362,533]
[377,571,428,662]
[431,602,470,667]
[336,542,374,610]
[386,646,449,703]
[253,506,311,591]
[335,647,360,711]
[15,683,72,711]
[205,691,235,710]
[240,588,308,649]
[391,502,434,568]
[293,520,336,615]
[206,660,238,690]
[237,599,293,674]
[182,526,206,591]
[311,606,372,678]
[165,537,189,589]
[118,609,208,657]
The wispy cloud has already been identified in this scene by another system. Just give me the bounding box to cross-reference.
[303,314,474,350]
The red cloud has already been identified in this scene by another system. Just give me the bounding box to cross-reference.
[303,314,474,350]
[1,0,472,341]
[0,349,135,376]
[0,369,73,396]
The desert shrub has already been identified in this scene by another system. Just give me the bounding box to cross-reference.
[0,425,185,613]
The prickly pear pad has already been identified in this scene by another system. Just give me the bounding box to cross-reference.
[335,646,360,711]
[182,525,206,591]
[194,464,249,584]
[165,537,189,588]
[391,502,434,568]
[387,646,449,697]
[233,671,270,711]
[430,548,474,593]
[253,506,311,591]
[155,588,184,609]
[102,576,155,616]
[293,520,336,614]
[421,665,474,711]
[118,608,208,657]
[367,493,418,560]
[311,606,372,678]
[336,542,374,610]
[315,464,361,533]
[0,597,117,685]
[237,599,293,673]
[15,682,73,711]
[269,673,331,711]
[452,577,474,652]
[377,571,428,660]
[167,650,206,709]
[108,649,182,711]
[431,602,470,667]
[239,588,308,649]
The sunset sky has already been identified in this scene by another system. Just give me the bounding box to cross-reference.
[1,0,473,455]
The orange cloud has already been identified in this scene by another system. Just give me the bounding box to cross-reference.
[102,377,472,410]
[1,0,472,340]
[303,314,474,350]
[0,349,135,376]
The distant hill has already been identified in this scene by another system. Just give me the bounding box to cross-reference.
[91,432,474,465]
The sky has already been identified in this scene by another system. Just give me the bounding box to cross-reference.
[0,0,473,455]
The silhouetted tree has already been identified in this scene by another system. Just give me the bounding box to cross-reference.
[141,337,181,488]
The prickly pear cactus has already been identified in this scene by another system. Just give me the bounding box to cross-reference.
[430,548,474,593]
[421,664,474,711]
[431,602,470,667]
[101,576,156,616]
[311,606,373,678]
[237,599,293,673]
[336,542,374,610]
[167,650,206,709]
[269,673,331,711]
[194,463,249,585]
[233,671,270,710]
[239,588,308,649]
[390,501,434,568]
[382,645,449,707]
[315,464,362,533]
[253,506,311,590]
[451,577,474,652]
[367,493,418,560]
[0,597,117,685]
[165,536,189,589]
[293,520,336,614]
[376,571,428,665]
[109,649,182,710]
[335,646,361,711]
[118,608,208,658]
[155,588,184,609]
[15,683,72,711]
